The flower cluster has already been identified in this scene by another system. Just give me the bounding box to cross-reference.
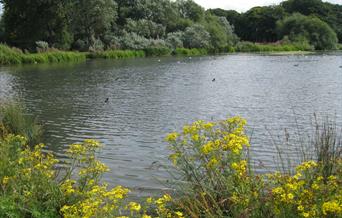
[270,160,341,217]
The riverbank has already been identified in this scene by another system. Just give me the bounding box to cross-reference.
[0,104,341,218]
[0,43,341,66]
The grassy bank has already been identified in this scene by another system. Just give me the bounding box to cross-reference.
[235,41,314,52]
[1,104,341,217]
[0,44,86,65]
[1,42,341,66]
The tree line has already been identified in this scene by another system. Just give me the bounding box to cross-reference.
[0,0,340,52]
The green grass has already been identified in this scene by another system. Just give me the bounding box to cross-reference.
[87,50,146,59]
[0,44,86,65]
[0,103,42,145]
[235,41,314,52]
[173,48,208,56]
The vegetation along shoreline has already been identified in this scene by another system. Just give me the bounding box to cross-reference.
[0,0,341,66]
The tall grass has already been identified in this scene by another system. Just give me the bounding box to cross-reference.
[144,47,172,57]
[235,41,314,52]
[0,103,42,145]
[173,48,208,56]
[0,44,86,65]
[87,49,146,59]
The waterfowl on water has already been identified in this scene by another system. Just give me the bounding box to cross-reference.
[105,98,109,103]
[212,78,216,82]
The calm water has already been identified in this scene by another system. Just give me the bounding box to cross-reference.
[1,53,341,196]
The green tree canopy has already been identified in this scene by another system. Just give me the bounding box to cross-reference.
[1,0,72,49]
[277,13,338,50]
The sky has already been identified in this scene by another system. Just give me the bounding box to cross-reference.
[193,0,342,12]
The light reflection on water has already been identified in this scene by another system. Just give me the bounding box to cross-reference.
[0,53,341,196]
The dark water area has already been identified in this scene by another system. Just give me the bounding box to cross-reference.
[1,52,341,196]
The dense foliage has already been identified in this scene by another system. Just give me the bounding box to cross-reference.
[277,13,338,50]
[209,0,341,48]
[0,0,340,54]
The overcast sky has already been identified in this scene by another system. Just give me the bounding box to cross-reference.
[194,0,342,12]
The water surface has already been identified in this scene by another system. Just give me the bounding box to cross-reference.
[1,53,341,196]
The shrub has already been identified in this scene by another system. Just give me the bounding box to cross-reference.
[166,32,184,49]
[165,116,342,218]
[119,32,150,50]
[35,41,49,53]
[89,38,105,52]
[0,135,185,218]
[183,24,210,49]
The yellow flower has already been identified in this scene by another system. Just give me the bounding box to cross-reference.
[128,202,141,212]
[142,215,152,218]
[322,200,342,215]
[191,134,200,142]
[311,183,319,190]
[302,212,310,218]
[2,176,9,185]
[169,152,180,165]
[298,205,305,212]
[207,158,219,168]
[175,211,184,217]
[165,132,179,142]
[201,141,214,155]
[203,122,214,130]
[146,197,153,204]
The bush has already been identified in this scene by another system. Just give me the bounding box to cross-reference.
[89,38,105,52]
[119,32,150,50]
[166,32,184,49]
[35,41,49,53]
[183,24,210,49]
[165,117,342,217]
[0,135,185,218]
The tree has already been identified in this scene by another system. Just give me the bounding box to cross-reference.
[183,24,210,48]
[203,14,238,50]
[71,0,117,50]
[125,19,165,39]
[0,15,5,43]
[238,6,286,42]
[281,0,342,42]
[176,0,205,22]
[1,0,72,49]
[277,13,338,50]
